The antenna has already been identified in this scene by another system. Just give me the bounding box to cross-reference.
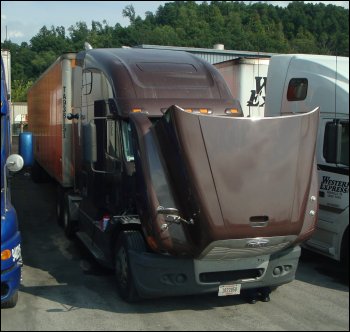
[334,51,340,167]
[335,52,338,120]
[258,49,260,117]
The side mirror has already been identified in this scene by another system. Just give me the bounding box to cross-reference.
[108,98,118,114]
[3,154,24,210]
[6,154,24,172]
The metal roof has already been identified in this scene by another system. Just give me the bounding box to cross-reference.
[135,44,275,64]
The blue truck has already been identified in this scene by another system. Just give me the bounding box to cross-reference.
[1,52,25,308]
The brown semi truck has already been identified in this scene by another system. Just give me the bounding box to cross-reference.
[24,47,319,302]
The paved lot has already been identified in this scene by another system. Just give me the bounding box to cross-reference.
[1,171,349,331]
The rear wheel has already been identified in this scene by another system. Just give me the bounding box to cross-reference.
[1,291,18,309]
[31,160,51,183]
[62,193,76,238]
[56,185,64,226]
[115,230,146,302]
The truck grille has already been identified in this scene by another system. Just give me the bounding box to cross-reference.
[204,242,289,260]
[199,268,264,283]
[199,236,297,260]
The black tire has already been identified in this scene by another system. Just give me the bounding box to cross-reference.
[115,230,146,302]
[56,185,64,226]
[1,291,18,309]
[31,160,43,183]
[62,193,76,238]
[31,160,50,183]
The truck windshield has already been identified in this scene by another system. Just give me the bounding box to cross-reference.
[122,121,134,162]
[121,118,160,162]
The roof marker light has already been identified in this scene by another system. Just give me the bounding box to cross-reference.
[225,108,239,114]
[199,108,212,114]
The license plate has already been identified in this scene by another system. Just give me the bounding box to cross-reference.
[218,284,241,296]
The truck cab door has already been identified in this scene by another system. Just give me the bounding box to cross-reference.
[312,116,349,257]
[89,117,123,257]
[317,117,349,219]
[78,100,122,240]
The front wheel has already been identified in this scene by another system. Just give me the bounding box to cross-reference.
[56,185,64,226]
[115,230,146,302]
[31,160,50,183]
[62,193,76,238]
[1,291,18,309]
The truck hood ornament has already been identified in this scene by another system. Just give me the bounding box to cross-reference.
[246,238,270,248]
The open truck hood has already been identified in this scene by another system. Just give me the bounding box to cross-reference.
[130,106,319,258]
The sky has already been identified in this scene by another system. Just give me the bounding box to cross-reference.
[1,1,349,45]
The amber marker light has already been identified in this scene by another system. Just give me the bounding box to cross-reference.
[225,108,239,114]
[199,108,210,114]
[1,249,12,260]
[131,108,142,113]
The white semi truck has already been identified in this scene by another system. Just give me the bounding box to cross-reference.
[264,54,349,279]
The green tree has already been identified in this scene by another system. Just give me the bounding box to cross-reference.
[30,25,70,54]
[290,27,317,54]
[30,50,57,78]
[1,0,349,89]
[68,21,89,50]
[12,79,33,102]
[147,25,180,45]
[123,5,136,25]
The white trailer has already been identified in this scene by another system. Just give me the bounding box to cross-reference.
[1,49,11,99]
[214,57,270,117]
[264,54,349,278]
